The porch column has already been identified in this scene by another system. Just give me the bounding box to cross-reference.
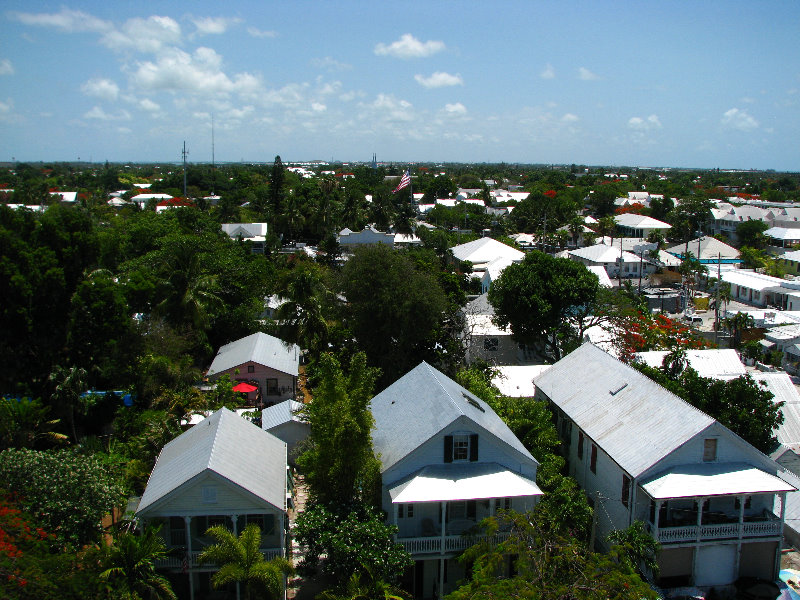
[652,500,662,542]
[489,498,495,518]
[231,515,240,600]
[184,516,194,600]
[735,496,746,578]
[778,492,788,579]
[691,499,706,586]
[440,502,447,555]
[393,503,399,530]
[280,512,286,558]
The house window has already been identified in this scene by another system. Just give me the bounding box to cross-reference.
[202,485,217,504]
[621,475,631,509]
[703,438,718,462]
[247,365,255,373]
[266,378,279,395]
[483,337,499,351]
[445,434,479,462]
[577,431,584,460]
[453,435,470,461]
[590,445,597,474]
[398,503,414,518]
[498,497,512,511]
[448,500,477,521]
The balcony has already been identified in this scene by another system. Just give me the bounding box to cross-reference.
[648,510,782,544]
[397,531,511,556]
[155,548,282,570]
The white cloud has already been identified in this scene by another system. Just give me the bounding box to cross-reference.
[562,113,579,123]
[81,78,120,101]
[362,93,414,123]
[444,102,467,115]
[0,59,14,75]
[540,63,555,79]
[247,27,277,38]
[578,67,599,81]
[374,34,445,59]
[628,114,662,130]
[191,16,241,36]
[414,71,464,88]
[0,99,12,114]
[311,56,352,71]
[131,47,263,98]
[138,98,160,112]
[84,106,131,121]
[10,8,110,33]
[721,107,759,131]
[311,102,327,112]
[101,16,182,54]
[414,72,463,88]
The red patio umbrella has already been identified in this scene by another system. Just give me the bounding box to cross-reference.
[232,382,258,393]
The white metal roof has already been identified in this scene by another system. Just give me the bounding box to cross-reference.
[207,332,299,378]
[752,372,800,450]
[614,213,672,230]
[722,270,785,292]
[534,343,715,477]
[137,408,287,516]
[371,362,535,473]
[586,265,613,287]
[388,462,542,503]
[666,237,740,260]
[491,365,552,398]
[261,399,306,431]
[765,227,800,241]
[450,237,525,265]
[641,462,795,499]
[568,243,640,264]
[634,349,747,380]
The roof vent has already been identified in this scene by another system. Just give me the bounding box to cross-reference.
[462,393,485,412]
[609,383,628,396]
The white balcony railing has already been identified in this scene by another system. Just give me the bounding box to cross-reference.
[398,532,511,556]
[655,520,782,544]
[156,548,282,570]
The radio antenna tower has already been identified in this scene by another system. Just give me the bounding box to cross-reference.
[211,113,216,196]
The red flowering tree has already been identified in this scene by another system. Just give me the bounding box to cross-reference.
[543,189,557,198]
[0,493,52,596]
[612,311,711,363]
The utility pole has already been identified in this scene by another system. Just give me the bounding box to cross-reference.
[182,141,188,198]
[714,253,722,345]
[211,114,216,196]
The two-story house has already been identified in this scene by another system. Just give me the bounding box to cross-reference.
[534,343,794,590]
[135,408,289,600]
[370,362,543,598]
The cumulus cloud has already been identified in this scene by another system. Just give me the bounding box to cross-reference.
[131,47,263,98]
[191,16,241,36]
[414,72,463,88]
[311,56,352,71]
[628,114,662,130]
[0,59,14,75]
[138,98,160,112]
[444,102,467,115]
[363,93,414,122]
[101,16,181,53]
[247,27,277,38]
[9,8,110,33]
[540,63,555,79]
[81,78,120,101]
[374,34,445,59]
[84,106,131,121]
[562,113,579,123]
[721,107,759,131]
[311,102,327,112]
[578,67,599,81]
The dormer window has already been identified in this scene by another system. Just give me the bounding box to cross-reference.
[444,433,479,463]
[703,438,718,462]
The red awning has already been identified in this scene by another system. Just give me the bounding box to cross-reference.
[232,382,258,393]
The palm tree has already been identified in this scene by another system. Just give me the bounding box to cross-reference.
[48,365,87,443]
[274,264,332,358]
[318,567,409,600]
[198,523,293,600]
[99,525,176,600]
[0,397,68,450]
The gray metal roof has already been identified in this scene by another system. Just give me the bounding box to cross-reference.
[207,332,299,378]
[534,343,715,477]
[370,362,535,472]
[261,399,306,431]
[136,408,287,516]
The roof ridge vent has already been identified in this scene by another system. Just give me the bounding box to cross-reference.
[609,382,628,396]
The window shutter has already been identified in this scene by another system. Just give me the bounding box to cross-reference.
[469,434,479,462]
[444,435,453,463]
[467,500,476,520]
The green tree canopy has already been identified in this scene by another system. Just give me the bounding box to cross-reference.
[488,250,600,360]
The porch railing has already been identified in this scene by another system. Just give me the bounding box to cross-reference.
[652,519,782,544]
[398,532,511,555]
[155,548,282,570]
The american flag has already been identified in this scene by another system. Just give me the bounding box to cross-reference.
[392,169,411,193]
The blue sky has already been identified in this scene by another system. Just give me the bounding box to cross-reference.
[1,1,798,170]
